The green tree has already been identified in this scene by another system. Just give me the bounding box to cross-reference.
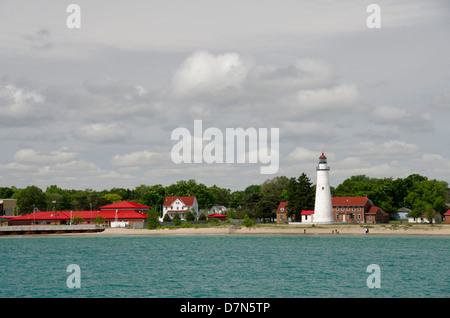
[71,214,84,224]
[163,213,172,222]
[184,208,196,222]
[286,173,314,222]
[16,186,47,215]
[93,214,106,225]
[173,212,182,226]
[259,176,289,222]
[0,187,15,198]
[404,178,448,215]
[242,214,255,228]
[147,207,160,229]
[102,193,122,203]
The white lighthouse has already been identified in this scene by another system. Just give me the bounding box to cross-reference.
[313,153,334,224]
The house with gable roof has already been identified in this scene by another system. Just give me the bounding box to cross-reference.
[300,195,389,224]
[276,202,289,224]
[162,196,198,221]
[332,195,388,223]
[444,210,450,224]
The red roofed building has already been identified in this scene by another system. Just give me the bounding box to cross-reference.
[99,201,150,213]
[366,206,390,224]
[162,196,198,221]
[276,202,289,224]
[298,195,389,224]
[301,211,314,223]
[444,210,450,224]
[7,209,147,226]
[332,196,388,223]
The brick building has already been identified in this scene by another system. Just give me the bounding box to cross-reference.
[332,196,389,223]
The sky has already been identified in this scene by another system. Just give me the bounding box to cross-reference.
[1,0,449,191]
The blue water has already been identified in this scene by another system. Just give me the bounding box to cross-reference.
[0,235,448,298]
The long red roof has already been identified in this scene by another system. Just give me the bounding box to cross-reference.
[163,196,196,207]
[99,201,150,210]
[332,197,370,206]
[10,210,147,221]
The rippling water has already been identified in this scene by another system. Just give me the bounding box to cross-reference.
[0,234,448,298]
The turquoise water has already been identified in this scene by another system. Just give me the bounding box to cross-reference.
[0,235,448,298]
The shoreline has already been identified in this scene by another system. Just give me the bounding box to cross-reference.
[90,223,450,237]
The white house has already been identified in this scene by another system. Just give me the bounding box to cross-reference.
[162,196,198,221]
[396,207,411,220]
[209,205,227,214]
[301,211,315,224]
[408,213,442,224]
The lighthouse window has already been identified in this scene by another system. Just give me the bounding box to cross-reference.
[322,187,324,190]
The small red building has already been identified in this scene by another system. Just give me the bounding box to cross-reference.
[276,202,288,224]
[444,210,450,224]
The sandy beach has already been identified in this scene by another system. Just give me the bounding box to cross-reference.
[92,223,450,236]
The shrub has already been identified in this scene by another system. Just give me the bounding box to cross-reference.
[242,214,255,228]
[173,213,182,226]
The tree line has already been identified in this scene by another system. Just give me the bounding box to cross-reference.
[1,173,448,221]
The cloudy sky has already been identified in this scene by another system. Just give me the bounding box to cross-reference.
[1,0,449,191]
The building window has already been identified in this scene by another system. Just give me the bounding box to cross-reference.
[347,207,350,211]
[336,207,339,211]
[305,215,308,220]
[352,207,355,211]
[358,214,361,219]
[336,214,339,220]
[358,207,361,211]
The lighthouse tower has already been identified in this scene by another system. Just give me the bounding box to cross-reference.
[313,153,334,224]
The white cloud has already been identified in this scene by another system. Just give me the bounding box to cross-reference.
[0,83,48,126]
[345,140,419,159]
[294,83,360,114]
[73,123,130,143]
[433,89,450,109]
[110,150,158,167]
[370,105,433,132]
[170,51,251,99]
[286,147,324,162]
[247,58,336,93]
[13,148,77,165]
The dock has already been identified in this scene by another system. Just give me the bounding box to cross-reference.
[0,225,105,236]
